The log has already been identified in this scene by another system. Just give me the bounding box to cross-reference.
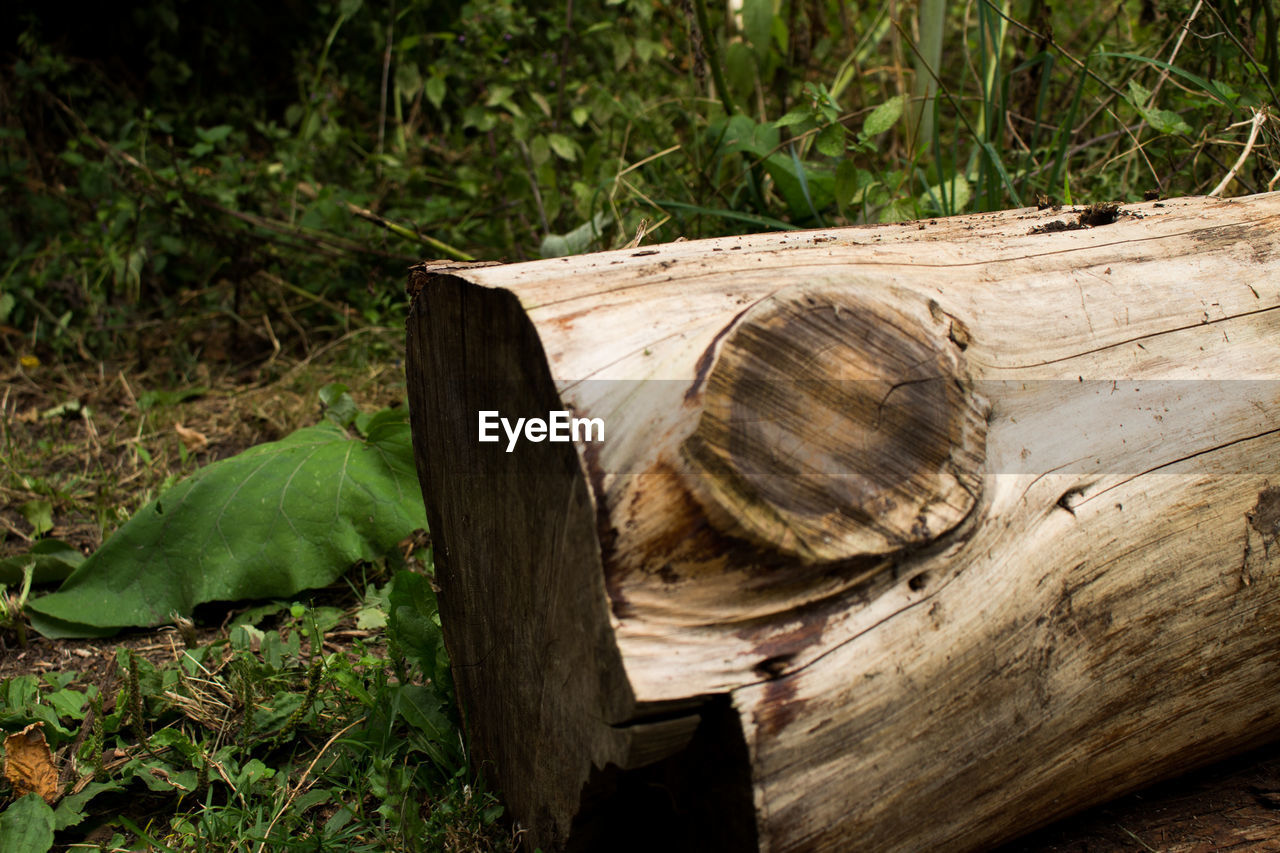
[404,193,1280,852]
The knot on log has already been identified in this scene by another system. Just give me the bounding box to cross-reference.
[681,289,988,563]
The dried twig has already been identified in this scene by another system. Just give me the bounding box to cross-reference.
[1210,108,1269,197]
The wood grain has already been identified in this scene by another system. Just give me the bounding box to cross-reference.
[405,193,1280,852]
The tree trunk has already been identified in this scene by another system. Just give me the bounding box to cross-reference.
[404,193,1280,852]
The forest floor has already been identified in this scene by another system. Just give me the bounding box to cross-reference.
[3,327,1280,851]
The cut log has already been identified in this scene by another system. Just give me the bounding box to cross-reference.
[404,193,1280,852]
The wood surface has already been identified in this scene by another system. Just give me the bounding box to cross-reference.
[405,193,1280,852]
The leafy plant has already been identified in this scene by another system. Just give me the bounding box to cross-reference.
[0,573,505,852]
[24,388,426,638]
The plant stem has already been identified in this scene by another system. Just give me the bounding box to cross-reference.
[693,0,735,115]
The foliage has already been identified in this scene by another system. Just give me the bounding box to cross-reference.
[2,1,1280,846]
[4,0,1276,361]
[23,386,426,638]
[0,575,506,852]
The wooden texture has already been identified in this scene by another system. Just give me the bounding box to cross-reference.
[405,193,1280,852]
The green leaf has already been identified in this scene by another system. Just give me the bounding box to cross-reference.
[762,152,835,219]
[539,211,609,258]
[394,683,459,771]
[388,570,449,690]
[355,601,388,630]
[0,794,55,853]
[19,501,53,538]
[724,41,755,99]
[45,687,88,721]
[318,383,358,428]
[743,0,774,58]
[52,781,122,831]
[136,386,208,411]
[815,122,846,157]
[425,75,446,110]
[879,197,917,223]
[772,110,813,129]
[0,539,83,586]
[862,95,906,137]
[1126,81,1192,135]
[195,124,233,144]
[0,291,15,324]
[546,133,577,161]
[1101,51,1237,108]
[26,416,427,637]
[835,159,859,210]
[712,114,780,159]
[919,173,973,215]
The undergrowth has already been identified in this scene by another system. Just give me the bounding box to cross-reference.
[0,572,511,851]
[2,1,1279,849]
[3,0,1278,362]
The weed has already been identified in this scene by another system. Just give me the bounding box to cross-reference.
[0,576,509,851]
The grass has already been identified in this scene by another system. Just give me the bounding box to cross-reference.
[1,584,511,851]
[0,337,513,852]
[4,0,1280,847]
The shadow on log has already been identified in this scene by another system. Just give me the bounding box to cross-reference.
[405,193,1280,852]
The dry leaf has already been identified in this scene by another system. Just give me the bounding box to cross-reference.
[3,722,61,804]
[174,422,209,451]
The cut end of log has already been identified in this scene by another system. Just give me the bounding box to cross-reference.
[680,288,988,563]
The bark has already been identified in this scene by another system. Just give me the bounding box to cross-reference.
[405,193,1280,852]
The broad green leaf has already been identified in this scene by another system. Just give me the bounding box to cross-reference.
[863,95,906,138]
[539,211,609,258]
[3,675,40,713]
[919,173,972,215]
[425,75,446,109]
[19,500,53,538]
[835,159,859,210]
[724,41,755,99]
[319,383,358,428]
[1126,80,1193,135]
[546,133,577,161]
[762,153,835,219]
[195,124,233,144]
[45,688,88,721]
[711,114,780,158]
[395,683,459,772]
[0,794,55,853]
[879,197,917,223]
[484,84,514,108]
[355,601,388,630]
[815,122,846,157]
[27,414,427,637]
[52,781,122,831]
[388,570,449,691]
[743,0,774,58]
[772,110,812,129]
[635,38,665,63]
[0,539,83,586]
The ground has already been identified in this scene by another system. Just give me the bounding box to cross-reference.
[3,328,1280,851]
